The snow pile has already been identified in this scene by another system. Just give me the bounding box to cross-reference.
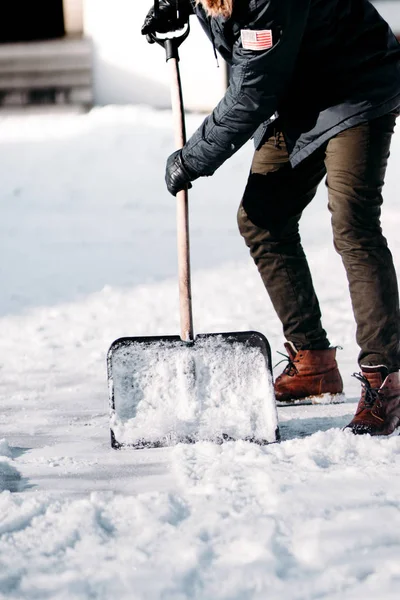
[110,334,278,446]
[172,432,400,599]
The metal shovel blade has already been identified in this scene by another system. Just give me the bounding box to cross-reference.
[107,330,279,448]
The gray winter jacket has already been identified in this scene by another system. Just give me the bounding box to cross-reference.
[181,0,400,176]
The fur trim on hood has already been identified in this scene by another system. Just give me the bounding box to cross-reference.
[196,0,233,18]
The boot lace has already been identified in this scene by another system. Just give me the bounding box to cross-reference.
[274,351,298,376]
[352,372,380,407]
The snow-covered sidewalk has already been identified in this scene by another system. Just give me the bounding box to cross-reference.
[1,433,400,599]
[0,106,399,598]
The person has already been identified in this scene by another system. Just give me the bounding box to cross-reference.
[141,0,400,436]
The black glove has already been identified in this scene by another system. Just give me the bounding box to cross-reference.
[165,150,196,196]
[141,0,192,37]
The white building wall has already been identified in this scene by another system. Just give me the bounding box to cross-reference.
[83,0,226,111]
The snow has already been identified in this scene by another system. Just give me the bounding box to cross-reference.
[110,334,278,447]
[0,105,399,598]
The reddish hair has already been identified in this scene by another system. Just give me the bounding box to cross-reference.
[196,0,233,18]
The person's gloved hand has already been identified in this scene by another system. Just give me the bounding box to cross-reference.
[141,0,191,37]
[165,150,196,195]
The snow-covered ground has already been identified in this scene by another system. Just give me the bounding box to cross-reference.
[0,106,399,599]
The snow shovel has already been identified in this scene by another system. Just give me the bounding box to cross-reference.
[107,15,279,449]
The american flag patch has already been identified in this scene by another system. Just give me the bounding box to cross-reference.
[241,29,273,51]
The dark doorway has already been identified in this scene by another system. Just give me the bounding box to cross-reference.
[0,1,65,44]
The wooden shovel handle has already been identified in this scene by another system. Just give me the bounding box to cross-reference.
[168,57,194,342]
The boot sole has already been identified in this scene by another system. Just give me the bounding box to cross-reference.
[346,424,400,437]
[276,392,346,407]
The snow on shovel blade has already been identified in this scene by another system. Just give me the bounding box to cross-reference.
[107,331,279,448]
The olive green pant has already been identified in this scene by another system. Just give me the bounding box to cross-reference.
[237,112,400,371]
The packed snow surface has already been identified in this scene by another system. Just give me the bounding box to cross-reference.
[0,105,399,599]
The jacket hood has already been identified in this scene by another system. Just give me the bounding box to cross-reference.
[196,0,233,18]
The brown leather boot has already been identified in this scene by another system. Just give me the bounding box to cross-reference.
[346,367,400,435]
[274,342,344,403]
